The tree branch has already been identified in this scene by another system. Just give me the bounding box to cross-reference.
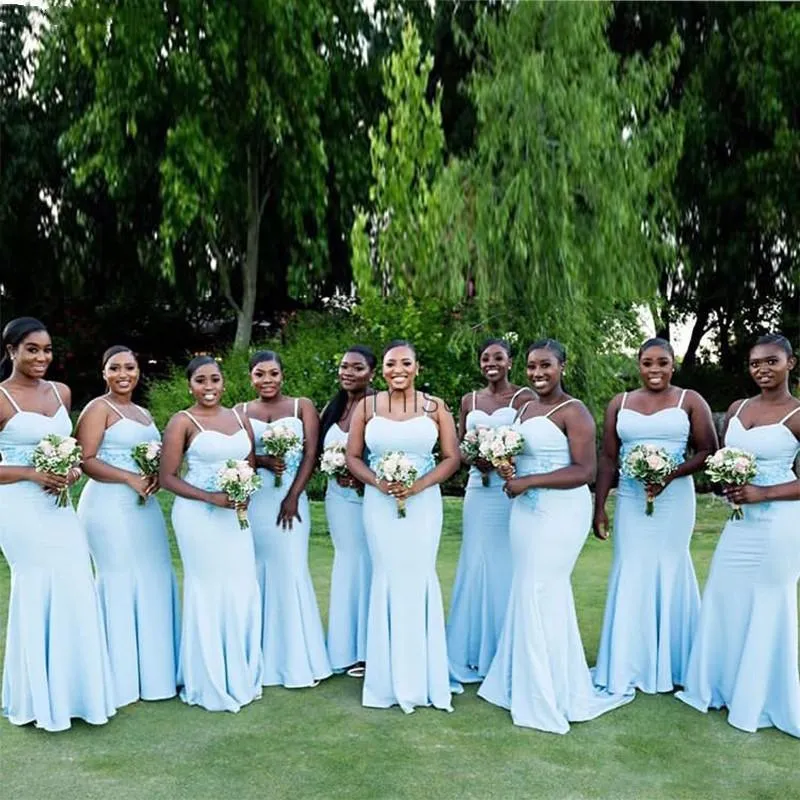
[210,239,242,316]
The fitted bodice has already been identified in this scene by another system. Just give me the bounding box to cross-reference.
[184,429,251,490]
[365,415,437,476]
[250,415,304,475]
[323,422,346,450]
[96,418,160,472]
[726,417,800,487]
[515,417,573,477]
[617,406,690,469]
[0,406,73,466]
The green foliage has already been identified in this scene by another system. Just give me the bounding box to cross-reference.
[351,18,453,299]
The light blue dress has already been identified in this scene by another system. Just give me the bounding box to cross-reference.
[171,410,263,711]
[0,383,116,731]
[593,390,699,694]
[447,390,519,683]
[247,400,332,688]
[362,409,453,713]
[323,422,371,672]
[77,398,179,707]
[479,400,634,733]
[676,401,800,737]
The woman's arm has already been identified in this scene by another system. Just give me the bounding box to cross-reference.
[276,399,319,529]
[345,397,383,489]
[407,399,461,495]
[159,414,229,507]
[665,390,718,481]
[591,395,622,539]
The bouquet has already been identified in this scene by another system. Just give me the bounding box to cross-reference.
[216,459,263,529]
[320,441,363,497]
[621,444,677,516]
[481,426,524,479]
[131,440,161,505]
[373,451,419,518]
[460,426,494,486]
[32,434,83,508]
[261,424,302,488]
[705,447,757,520]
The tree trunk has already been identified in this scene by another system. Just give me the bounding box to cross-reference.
[234,148,261,351]
[680,303,711,370]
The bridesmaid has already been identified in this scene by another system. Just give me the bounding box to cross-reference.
[239,351,332,688]
[677,334,800,737]
[447,338,533,683]
[592,337,717,694]
[478,339,634,732]
[319,345,376,677]
[76,345,179,707]
[160,356,263,711]
[0,317,116,731]
[346,340,461,713]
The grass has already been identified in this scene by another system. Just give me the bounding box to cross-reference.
[1,493,798,800]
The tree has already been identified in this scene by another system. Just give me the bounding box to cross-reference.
[350,18,447,299]
[51,1,331,350]
[610,2,800,369]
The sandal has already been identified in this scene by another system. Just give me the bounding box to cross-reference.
[346,664,366,678]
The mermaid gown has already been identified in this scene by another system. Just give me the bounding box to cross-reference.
[676,402,800,737]
[0,383,116,731]
[247,401,332,687]
[77,399,179,706]
[362,410,453,712]
[171,410,263,711]
[593,390,700,694]
[447,390,519,683]
[478,400,634,733]
[323,422,371,672]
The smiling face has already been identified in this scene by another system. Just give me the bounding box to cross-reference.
[526,348,563,397]
[638,345,674,392]
[8,330,53,380]
[382,346,417,392]
[189,363,224,408]
[479,344,511,386]
[339,351,373,393]
[250,359,282,400]
[104,351,139,397]
[748,343,795,391]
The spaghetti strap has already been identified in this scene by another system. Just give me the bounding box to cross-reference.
[101,397,126,420]
[423,394,434,417]
[677,389,688,410]
[232,409,245,431]
[134,404,153,422]
[620,392,628,410]
[293,398,299,418]
[243,401,249,416]
[515,400,533,423]
[472,391,477,411]
[180,410,205,432]
[733,399,749,419]
[508,387,527,407]
[0,386,22,413]
[48,381,64,408]
[372,393,379,417]
[778,405,800,425]
[544,398,578,418]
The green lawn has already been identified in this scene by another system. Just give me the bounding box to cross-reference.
[1,494,798,799]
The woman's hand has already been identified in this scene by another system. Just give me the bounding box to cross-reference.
[126,473,152,501]
[474,457,493,474]
[496,459,515,481]
[593,508,610,541]
[277,492,302,530]
[207,491,235,509]
[145,474,160,496]
[502,477,526,498]
[385,480,417,502]
[31,469,67,495]
[335,472,363,492]
[263,456,286,477]
[646,473,674,500]
[66,467,83,487]
[723,484,765,506]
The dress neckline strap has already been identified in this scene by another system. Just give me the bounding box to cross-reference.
[779,405,800,425]
[0,385,21,413]
[544,398,578,418]
[180,409,205,432]
[676,389,688,409]
[508,387,527,407]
